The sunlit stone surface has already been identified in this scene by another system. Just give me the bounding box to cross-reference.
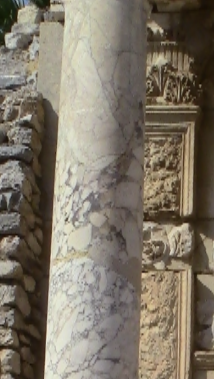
[44,1,147,378]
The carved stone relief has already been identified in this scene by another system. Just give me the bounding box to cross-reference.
[146,43,201,106]
[144,110,198,219]
[143,23,201,379]
[144,132,182,218]
[142,222,194,269]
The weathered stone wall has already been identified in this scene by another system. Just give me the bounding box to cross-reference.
[141,9,214,379]
[0,5,45,379]
[139,272,178,379]
[14,4,214,379]
[0,88,44,379]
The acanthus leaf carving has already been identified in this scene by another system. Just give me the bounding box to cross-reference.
[146,56,200,105]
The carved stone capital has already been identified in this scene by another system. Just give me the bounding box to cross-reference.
[146,44,201,105]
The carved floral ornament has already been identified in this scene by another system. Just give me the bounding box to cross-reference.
[146,56,201,105]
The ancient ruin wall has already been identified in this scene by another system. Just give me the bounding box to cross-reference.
[0,5,45,379]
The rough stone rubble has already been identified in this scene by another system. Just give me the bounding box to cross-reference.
[0,5,45,379]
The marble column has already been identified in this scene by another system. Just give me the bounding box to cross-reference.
[44,1,147,379]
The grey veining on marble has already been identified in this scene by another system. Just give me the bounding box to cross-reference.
[44,0,146,378]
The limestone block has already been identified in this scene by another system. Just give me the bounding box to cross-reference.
[194,351,214,370]
[140,270,192,379]
[0,75,26,90]
[7,127,42,156]
[19,93,44,126]
[0,214,27,236]
[37,22,63,221]
[0,349,20,375]
[44,4,65,22]
[140,272,178,379]
[0,161,33,201]
[17,5,43,24]
[0,236,42,279]
[0,284,31,317]
[0,192,35,228]
[0,308,24,331]
[11,23,39,37]
[5,33,31,50]
[0,328,19,348]
[1,90,44,130]
[0,261,23,280]
[0,146,33,163]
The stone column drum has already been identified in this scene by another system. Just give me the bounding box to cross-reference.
[44,1,147,378]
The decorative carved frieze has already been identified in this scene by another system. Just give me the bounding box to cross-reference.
[142,222,194,269]
[146,58,198,105]
[144,107,199,219]
[146,43,201,105]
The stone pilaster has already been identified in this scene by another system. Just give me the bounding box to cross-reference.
[44,1,147,378]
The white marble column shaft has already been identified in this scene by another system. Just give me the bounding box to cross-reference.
[44,1,147,378]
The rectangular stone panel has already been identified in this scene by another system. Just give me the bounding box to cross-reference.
[194,352,214,370]
[144,132,182,218]
[144,107,198,219]
[139,270,192,379]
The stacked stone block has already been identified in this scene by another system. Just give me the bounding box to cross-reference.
[0,88,44,378]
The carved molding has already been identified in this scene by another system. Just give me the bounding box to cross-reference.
[142,222,194,269]
[146,43,201,105]
[194,351,214,370]
[147,56,200,105]
[177,269,193,379]
[144,107,199,219]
